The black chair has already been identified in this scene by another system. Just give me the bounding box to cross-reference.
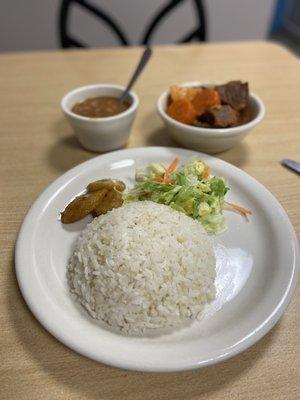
[59,0,206,48]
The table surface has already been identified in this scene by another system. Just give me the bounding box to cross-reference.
[0,41,299,400]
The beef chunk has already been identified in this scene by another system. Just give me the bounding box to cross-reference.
[193,120,212,128]
[197,105,238,128]
[238,102,252,125]
[216,81,249,111]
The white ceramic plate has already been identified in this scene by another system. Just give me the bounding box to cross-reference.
[15,147,299,372]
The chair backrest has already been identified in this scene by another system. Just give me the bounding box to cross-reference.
[59,0,206,48]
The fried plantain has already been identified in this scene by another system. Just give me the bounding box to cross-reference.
[92,189,123,216]
[61,189,107,223]
[87,179,125,193]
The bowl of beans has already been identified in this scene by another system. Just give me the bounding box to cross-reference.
[61,84,139,152]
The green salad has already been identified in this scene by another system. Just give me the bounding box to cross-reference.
[125,158,231,234]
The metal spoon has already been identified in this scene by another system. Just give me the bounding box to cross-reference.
[281,159,300,174]
[119,47,152,104]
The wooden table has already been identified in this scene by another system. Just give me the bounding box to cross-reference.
[0,42,299,400]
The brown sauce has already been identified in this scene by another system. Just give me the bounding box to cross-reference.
[71,96,131,118]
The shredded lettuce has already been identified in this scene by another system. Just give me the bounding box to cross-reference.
[124,159,229,234]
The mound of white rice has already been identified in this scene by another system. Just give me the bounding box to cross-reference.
[67,201,216,335]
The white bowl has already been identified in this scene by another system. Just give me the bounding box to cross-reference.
[157,82,265,154]
[61,84,139,152]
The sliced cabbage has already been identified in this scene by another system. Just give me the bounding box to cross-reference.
[125,160,229,234]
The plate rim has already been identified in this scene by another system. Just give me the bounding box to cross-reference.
[15,146,299,372]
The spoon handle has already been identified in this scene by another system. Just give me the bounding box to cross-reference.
[281,159,300,174]
[119,47,152,103]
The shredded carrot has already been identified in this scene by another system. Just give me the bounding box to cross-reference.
[153,175,172,185]
[163,157,179,183]
[165,157,179,176]
[225,201,252,218]
[152,158,179,185]
[202,166,210,179]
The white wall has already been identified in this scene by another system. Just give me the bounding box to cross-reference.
[0,0,61,51]
[208,0,276,41]
[0,0,276,52]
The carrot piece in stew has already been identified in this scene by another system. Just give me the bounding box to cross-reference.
[192,88,221,116]
[167,99,197,125]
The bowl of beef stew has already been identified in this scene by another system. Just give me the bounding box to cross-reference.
[157,81,265,154]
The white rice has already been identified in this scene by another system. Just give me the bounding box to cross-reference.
[67,201,216,335]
